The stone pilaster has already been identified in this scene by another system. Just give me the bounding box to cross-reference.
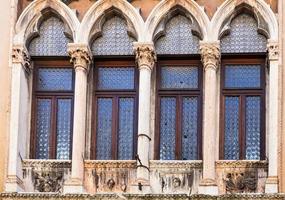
[133,42,156,193]
[64,43,91,194]
[6,45,31,192]
[198,41,220,195]
[265,41,279,193]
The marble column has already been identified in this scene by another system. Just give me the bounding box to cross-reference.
[64,44,91,193]
[6,45,31,192]
[198,41,220,195]
[133,42,156,192]
[265,41,279,193]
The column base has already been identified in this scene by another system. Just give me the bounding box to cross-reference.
[198,179,218,195]
[265,176,278,193]
[63,178,85,194]
[5,175,24,192]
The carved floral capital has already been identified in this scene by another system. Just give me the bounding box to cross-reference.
[134,42,157,71]
[12,45,31,74]
[267,41,279,61]
[68,44,92,71]
[199,42,221,71]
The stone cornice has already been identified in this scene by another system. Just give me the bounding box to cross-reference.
[68,43,92,71]
[12,45,31,74]
[22,159,71,169]
[84,160,136,169]
[267,41,279,61]
[216,160,268,168]
[134,42,157,71]
[149,160,202,169]
[199,42,221,71]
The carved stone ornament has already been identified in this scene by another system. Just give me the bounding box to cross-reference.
[224,170,257,194]
[12,45,31,74]
[199,42,221,71]
[267,42,279,61]
[28,0,78,5]
[68,44,92,71]
[34,171,64,193]
[134,42,157,71]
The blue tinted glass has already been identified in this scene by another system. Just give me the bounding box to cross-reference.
[98,67,135,90]
[118,98,134,160]
[56,99,72,160]
[224,97,240,160]
[38,68,73,91]
[96,98,113,160]
[159,98,176,160]
[36,99,52,159]
[225,65,261,88]
[245,96,261,160]
[182,97,198,160]
[161,66,198,89]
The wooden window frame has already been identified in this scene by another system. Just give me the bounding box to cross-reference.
[219,56,266,160]
[30,59,75,159]
[91,60,138,160]
[154,59,203,160]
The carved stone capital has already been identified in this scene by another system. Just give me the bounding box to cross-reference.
[68,43,92,71]
[199,42,221,71]
[267,41,279,61]
[12,45,31,74]
[134,42,157,71]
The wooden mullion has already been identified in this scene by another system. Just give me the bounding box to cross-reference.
[49,96,57,159]
[239,95,246,160]
[175,96,182,160]
[112,97,118,160]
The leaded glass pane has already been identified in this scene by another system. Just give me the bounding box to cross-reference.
[160,98,176,160]
[35,99,52,159]
[155,15,200,55]
[29,17,71,56]
[221,14,267,53]
[118,98,134,160]
[225,65,261,88]
[161,66,198,89]
[37,68,73,91]
[56,99,72,160]
[92,16,135,55]
[224,97,240,160]
[96,98,113,160]
[97,67,135,90]
[245,96,261,160]
[182,97,198,160]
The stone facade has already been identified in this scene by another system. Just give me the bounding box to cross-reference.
[0,0,285,199]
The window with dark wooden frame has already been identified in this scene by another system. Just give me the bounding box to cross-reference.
[155,60,203,160]
[91,61,138,160]
[220,57,266,160]
[30,60,74,160]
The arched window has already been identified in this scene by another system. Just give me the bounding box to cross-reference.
[91,16,138,160]
[29,16,74,160]
[154,13,202,160]
[220,13,267,160]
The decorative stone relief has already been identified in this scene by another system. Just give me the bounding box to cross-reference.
[68,44,92,71]
[216,161,268,194]
[267,42,279,61]
[200,42,221,71]
[134,43,157,71]
[28,0,78,5]
[12,45,31,74]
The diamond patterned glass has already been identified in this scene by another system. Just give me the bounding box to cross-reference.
[118,98,134,160]
[97,67,135,90]
[92,16,135,55]
[245,96,261,160]
[37,68,73,91]
[221,14,267,53]
[35,99,52,159]
[29,17,71,56]
[96,98,113,160]
[182,97,198,160]
[161,66,198,89]
[159,98,176,160]
[224,97,240,160]
[56,99,72,160]
[155,15,200,55]
[225,65,261,88]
